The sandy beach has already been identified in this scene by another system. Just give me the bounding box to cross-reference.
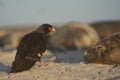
[0,50,120,80]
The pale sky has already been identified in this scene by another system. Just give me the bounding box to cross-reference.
[0,0,120,26]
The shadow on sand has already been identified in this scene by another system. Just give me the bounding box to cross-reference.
[50,50,88,63]
[0,62,11,73]
[106,76,120,80]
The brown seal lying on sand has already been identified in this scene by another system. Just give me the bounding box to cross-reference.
[84,32,120,65]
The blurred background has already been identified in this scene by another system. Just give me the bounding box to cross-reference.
[0,0,120,52]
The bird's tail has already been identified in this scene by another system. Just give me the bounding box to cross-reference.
[10,55,37,73]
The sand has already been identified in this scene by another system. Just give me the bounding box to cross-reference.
[0,50,120,80]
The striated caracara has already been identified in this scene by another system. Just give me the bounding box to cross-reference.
[10,24,55,73]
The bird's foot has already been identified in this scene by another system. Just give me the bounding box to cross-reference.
[39,61,48,67]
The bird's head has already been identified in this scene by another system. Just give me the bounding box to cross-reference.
[36,24,55,35]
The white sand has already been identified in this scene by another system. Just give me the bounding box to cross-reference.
[0,50,120,80]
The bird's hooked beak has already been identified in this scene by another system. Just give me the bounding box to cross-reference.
[48,27,56,32]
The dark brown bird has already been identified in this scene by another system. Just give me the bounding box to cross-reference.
[10,24,55,73]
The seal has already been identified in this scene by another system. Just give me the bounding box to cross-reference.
[84,32,120,64]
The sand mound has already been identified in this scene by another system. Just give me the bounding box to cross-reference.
[49,22,99,50]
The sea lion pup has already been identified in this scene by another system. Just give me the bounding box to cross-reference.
[84,32,120,65]
[10,24,55,73]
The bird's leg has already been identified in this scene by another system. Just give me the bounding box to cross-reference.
[37,53,45,66]
[39,59,45,66]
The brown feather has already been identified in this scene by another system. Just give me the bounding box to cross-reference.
[10,24,55,73]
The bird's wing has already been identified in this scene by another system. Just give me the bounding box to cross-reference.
[10,54,36,73]
[10,32,47,73]
[17,32,47,58]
